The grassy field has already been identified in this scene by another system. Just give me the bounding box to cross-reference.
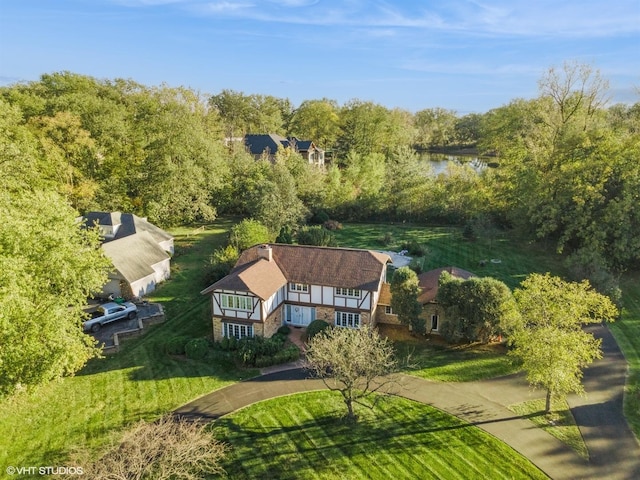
[216,390,548,480]
[0,219,256,469]
[332,222,640,437]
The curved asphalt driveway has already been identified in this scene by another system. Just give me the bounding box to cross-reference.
[176,325,640,480]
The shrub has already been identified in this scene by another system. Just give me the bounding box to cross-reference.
[204,245,239,286]
[165,336,190,356]
[297,225,336,246]
[402,240,428,257]
[218,336,239,351]
[377,232,394,246]
[306,320,332,341]
[74,415,226,478]
[185,338,210,360]
[236,336,283,366]
[277,325,291,336]
[323,219,343,231]
[229,218,272,250]
[310,210,330,225]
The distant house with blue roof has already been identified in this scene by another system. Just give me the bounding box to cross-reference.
[244,134,325,166]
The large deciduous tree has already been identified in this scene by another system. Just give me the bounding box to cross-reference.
[0,102,111,395]
[508,273,618,412]
[390,267,424,334]
[305,326,398,421]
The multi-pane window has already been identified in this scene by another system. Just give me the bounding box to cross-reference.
[385,305,394,315]
[220,294,252,311]
[224,322,253,339]
[335,287,361,298]
[335,311,361,328]
[289,283,309,292]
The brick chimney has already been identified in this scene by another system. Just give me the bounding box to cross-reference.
[258,244,272,262]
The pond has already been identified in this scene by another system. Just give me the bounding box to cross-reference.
[420,153,491,176]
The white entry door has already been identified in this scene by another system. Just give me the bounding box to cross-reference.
[286,305,315,326]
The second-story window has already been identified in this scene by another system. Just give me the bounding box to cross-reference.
[335,287,361,298]
[289,283,309,292]
[220,294,252,311]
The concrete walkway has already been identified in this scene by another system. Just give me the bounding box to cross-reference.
[176,325,640,480]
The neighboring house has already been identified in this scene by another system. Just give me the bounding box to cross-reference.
[417,266,476,334]
[201,244,391,339]
[82,212,174,299]
[244,134,325,166]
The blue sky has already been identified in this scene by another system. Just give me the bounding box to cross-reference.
[1,0,638,113]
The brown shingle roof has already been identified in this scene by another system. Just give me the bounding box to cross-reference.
[417,266,476,304]
[232,244,391,291]
[200,258,287,300]
[202,244,392,298]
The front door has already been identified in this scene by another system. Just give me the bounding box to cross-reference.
[286,305,315,326]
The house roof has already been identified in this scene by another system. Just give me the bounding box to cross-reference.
[417,266,476,304]
[202,244,391,297]
[82,211,173,245]
[244,134,322,156]
[102,231,170,283]
[244,134,289,156]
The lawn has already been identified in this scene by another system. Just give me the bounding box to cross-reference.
[0,219,256,469]
[610,271,640,436]
[332,222,640,437]
[216,390,548,480]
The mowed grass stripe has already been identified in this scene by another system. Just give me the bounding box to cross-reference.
[218,391,547,479]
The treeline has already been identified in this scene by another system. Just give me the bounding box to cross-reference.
[2,64,639,281]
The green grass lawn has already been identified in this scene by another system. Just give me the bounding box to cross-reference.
[0,219,256,469]
[509,399,588,460]
[216,390,548,480]
[333,222,640,438]
[610,271,640,436]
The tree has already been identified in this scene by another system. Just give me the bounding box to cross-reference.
[305,326,398,421]
[73,415,227,479]
[0,100,111,395]
[390,267,424,334]
[229,219,272,251]
[436,272,519,343]
[508,273,618,412]
[288,98,341,149]
[296,225,336,246]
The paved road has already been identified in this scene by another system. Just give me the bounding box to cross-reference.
[176,325,640,480]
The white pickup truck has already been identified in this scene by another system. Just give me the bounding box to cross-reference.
[83,301,138,333]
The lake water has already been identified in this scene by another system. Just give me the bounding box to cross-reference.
[420,153,489,176]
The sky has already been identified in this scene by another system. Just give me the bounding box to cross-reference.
[0,0,639,113]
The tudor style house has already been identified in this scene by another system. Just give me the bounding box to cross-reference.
[201,244,391,339]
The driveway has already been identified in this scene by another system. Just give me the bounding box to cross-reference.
[176,325,640,479]
[91,303,162,347]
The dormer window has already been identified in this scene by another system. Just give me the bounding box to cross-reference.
[289,283,309,292]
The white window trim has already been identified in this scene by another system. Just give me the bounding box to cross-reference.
[224,322,254,339]
[289,282,309,292]
[384,305,395,315]
[220,293,252,311]
[335,287,361,298]
[335,311,361,329]
[431,314,439,331]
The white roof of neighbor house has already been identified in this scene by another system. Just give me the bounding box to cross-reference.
[102,231,170,283]
[83,211,173,244]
